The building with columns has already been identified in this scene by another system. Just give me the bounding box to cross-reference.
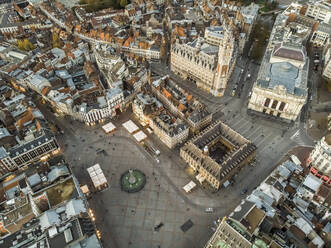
[171,26,236,97]
[308,134,331,183]
[248,14,309,122]
[180,120,256,190]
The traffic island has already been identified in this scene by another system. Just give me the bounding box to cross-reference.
[120,169,146,193]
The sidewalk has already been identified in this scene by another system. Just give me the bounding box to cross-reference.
[307,112,329,140]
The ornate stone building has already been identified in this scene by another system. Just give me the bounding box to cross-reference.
[151,76,212,133]
[248,14,309,122]
[171,27,236,97]
[180,120,256,190]
[308,134,331,182]
[150,112,189,149]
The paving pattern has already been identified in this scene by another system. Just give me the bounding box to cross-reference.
[64,132,218,248]
[35,56,316,248]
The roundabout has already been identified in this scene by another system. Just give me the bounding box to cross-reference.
[120,169,146,193]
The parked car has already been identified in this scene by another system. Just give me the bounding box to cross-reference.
[205,207,214,213]
[241,188,248,195]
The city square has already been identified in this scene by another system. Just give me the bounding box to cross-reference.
[0,0,330,248]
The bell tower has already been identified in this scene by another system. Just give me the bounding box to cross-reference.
[214,26,234,96]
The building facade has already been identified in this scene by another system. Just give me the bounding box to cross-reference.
[151,76,212,133]
[180,121,256,190]
[308,134,331,180]
[322,45,331,80]
[305,0,331,23]
[150,114,189,149]
[204,217,253,248]
[248,14,309,122]
[310,23,331,47]
[0,130,59,172]
[171,27,236,97]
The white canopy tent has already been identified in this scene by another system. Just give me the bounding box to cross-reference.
[122,120,139,134]
[102,122,116,133]
[183,181,196,193]
[87,164,108,189]
[133,131,147,142]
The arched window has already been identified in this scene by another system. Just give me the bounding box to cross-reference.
[264,98,270,107]
[271,100,278,109]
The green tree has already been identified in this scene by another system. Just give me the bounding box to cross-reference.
[23,39,35,51]
[17,39,24,50]
[52,33,61,48]
[119,0,127,8]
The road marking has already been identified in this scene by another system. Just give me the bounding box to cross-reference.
[234,121,251,133]
[232,118,249,129]
[231,117,246,128]
[239,124,254,137]
[252,134,263,143]
[246,127,261,139]
[259,136,280,153]
[290,130,300,140]
[256,133,274,147]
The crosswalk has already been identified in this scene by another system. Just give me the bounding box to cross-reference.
[218,112,284,153]
[290,129,313,146]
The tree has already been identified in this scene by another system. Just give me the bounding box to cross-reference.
[17,39,24,50]
[120,0,127,8]
[52,33,61,48]
[23,39,34,51]
[17,39,34,51]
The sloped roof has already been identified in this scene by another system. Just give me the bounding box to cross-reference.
[48,165,70,183]
[40,210,60,231]
[273,43,305,62]
[65,199,86,219]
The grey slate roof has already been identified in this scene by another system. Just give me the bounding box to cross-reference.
[27,173,41,187]
[48,165,70,183]
[8,130,56,158]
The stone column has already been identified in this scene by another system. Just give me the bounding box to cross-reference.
[276,101,281,111]
[268,99,273,108]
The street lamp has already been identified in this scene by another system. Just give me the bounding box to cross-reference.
[89,208,95,221]
[96,230,101,239]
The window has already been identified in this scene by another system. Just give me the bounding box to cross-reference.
[271,100,278,109]
[22,154,29,162]
[279,102,286,111]
[264,98,270,107]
